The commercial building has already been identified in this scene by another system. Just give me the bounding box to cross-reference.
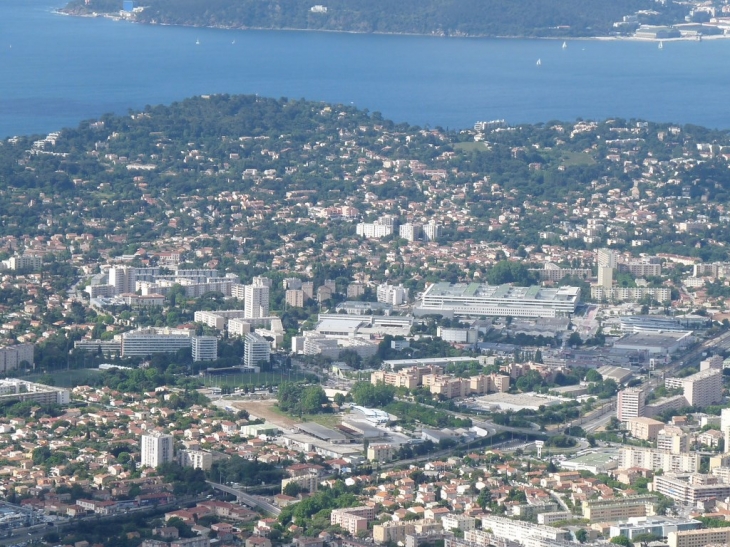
[418,282,580,319]
[0,344,34,373]
[613,332,693,356]
[177,449,213,471]
[618,447,699,473]
[140,431,174,468]
[625,416,664,441]
[330,506,375,536]
[581,495,657,522]
[0,379,70,405]
[617,387,645,421]
[244,332,270,369]
[192,336,218,362]
[668,528,730,547]
[653,474,730,504]
[665,368,722,408]
[480,516,569,542]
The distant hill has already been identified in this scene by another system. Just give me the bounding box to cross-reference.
[64,0,687,38]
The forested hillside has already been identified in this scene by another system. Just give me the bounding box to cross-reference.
[64,0,687,37]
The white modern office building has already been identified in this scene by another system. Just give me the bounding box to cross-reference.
[418,282,580,318]
[140,431,174,468]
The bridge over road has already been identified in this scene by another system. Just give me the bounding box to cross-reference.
[207,481,281,516]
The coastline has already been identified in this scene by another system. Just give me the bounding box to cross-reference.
[54,9,730,42]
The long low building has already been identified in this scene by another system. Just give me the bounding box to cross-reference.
[0,379,70,405]
[417,282,580,319]
[653,474,730,505]
[480,515,569,543]
[668,528,730,547]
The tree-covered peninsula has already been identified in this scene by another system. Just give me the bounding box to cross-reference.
[62,0,687,38]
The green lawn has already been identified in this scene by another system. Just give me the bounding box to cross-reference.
[454,142,490,152]
[25,368,102,388]
[558,150,596,166]
[202,371,308,388]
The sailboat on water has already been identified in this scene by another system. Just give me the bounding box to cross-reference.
[536,58,542,66]
[658,40,663,49]
[196,38,200,45]
[562,41,567,49]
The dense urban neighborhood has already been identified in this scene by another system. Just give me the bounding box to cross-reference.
[4,94,730,547]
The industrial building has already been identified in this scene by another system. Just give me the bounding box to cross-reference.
[418,282,580,318]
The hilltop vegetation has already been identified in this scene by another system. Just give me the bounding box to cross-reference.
[64,0,687,38]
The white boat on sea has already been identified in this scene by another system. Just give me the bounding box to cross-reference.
[196,38,200,45]
[536,58,542,66]
[562,41,567,49]
[658,41,663,49]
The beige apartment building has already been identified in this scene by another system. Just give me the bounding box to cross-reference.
[331,506,375,535]
[656,426,689,454]
[373,521,415,544]
[582,495,657,522]
[626,416,664,441]
[668,528,730,547]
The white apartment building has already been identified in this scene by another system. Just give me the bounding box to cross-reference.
[665,368,722,408]
[109,265,136,295]
[244,332,270,369]
[0,344,34,373]
[227,318,251,337]
[244,282,270,319]
[4,255,43,271]
[480,516,569,543]
[654,474,730,505]
[356,220,394,239]
[423,221,442,242]
[140,431,174,468]
[399,223,422,242]
[619,446,699,473]
[441,515,476,532]
[656,426,689,454]
[194,310,247,330]
[597,248,618,269]
[120,327,193,357]
[192,336,218,361]
[617,387,645,421]
[419,282,580,318]
[377,283,409,305]
[286,289,305,307]
[178,449,213,471]
[668,528,730,547]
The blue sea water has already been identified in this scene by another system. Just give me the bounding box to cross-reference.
[1,0,730,137]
